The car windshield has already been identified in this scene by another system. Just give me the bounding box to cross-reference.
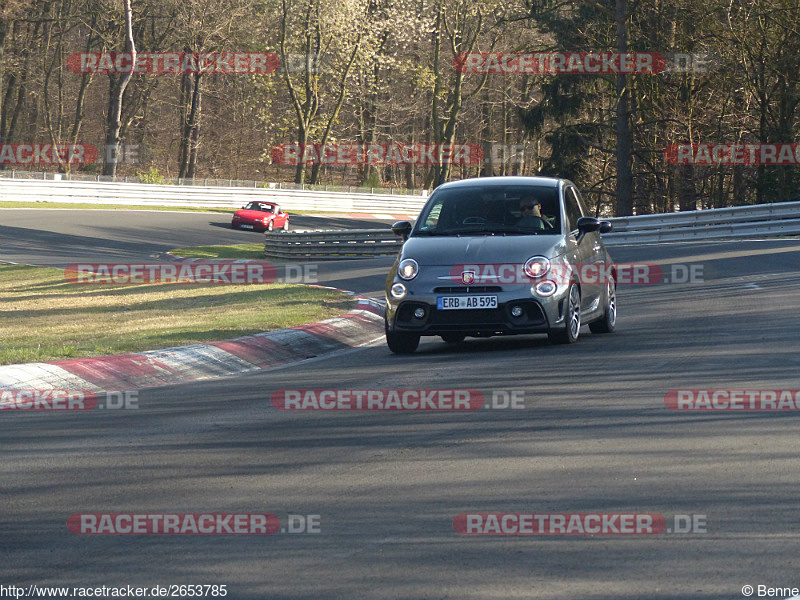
[245,202,273,212]
[413,185,561,236]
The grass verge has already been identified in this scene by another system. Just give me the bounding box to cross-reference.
[170,244,265,260]
[0,263,353,365]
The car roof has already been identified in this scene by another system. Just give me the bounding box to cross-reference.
[434,176,569,190]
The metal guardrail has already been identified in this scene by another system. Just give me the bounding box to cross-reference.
[264,229,403,259]
[3,172,798,245]
[266,200,800,258]
[0,178,427,214]
[602,200,800,245]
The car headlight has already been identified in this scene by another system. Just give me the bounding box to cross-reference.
[523,256,550,279]
[397,258,419,280]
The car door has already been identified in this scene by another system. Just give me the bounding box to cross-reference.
[273,205,286,226]
[562,185,601,311]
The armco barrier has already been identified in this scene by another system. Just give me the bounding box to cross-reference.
[3,174,799,244]
[602,200,800,244]
[266,200,800,258]
[264,230,403,259]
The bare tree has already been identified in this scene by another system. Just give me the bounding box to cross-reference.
[103,0,135,176]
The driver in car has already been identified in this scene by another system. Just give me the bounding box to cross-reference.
[518,197,550,230]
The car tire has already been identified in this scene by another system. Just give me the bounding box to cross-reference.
[548,283,581,344]
[589,277,616,334]
[267,220,274,232]
[385,317,420,354]
[440,334,466,344]
[283,219,289,232]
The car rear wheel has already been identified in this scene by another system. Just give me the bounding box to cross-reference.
[440,334,466,344]
[548,283,581,344]
[385,317,420,354]
[589,277,616,334]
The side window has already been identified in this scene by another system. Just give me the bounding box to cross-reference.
[572,187,590,216]
[421,200,443,229]
[564,187,584,232]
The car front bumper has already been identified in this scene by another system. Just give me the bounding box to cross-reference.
[386,284,569,337]
[232,218,267,230]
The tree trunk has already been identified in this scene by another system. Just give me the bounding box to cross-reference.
[615,0,633,216]
[178,72,202,179]
[678,163,696,211]
[103,0,136,177]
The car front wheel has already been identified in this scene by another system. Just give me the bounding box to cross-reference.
[548,283,581,344]
[267,220,274,232]
[385,318,420,354]
[283,219,289,232]
[589,277,616,334]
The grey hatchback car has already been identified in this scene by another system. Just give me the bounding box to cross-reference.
[384,176,617,353]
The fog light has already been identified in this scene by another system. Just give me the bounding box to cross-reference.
[535,280,557,297]
[414,307,426,319]
[510,305,523,317]
[390,283,407,299]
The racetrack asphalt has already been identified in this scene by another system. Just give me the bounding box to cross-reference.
[3,207,800,598]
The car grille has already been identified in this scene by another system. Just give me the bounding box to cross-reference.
[394,300,547,332]
[429,307,506,325]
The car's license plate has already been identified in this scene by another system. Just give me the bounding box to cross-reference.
[437,295,498,310]
[241,224,254,229]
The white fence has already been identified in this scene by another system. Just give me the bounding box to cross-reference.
[0,175,427,214]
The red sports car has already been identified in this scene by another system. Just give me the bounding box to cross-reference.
[231,201,290,232]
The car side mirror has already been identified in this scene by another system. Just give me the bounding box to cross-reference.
[599,220,613,234]
[391,221,413,241]
[577,216,601,235]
